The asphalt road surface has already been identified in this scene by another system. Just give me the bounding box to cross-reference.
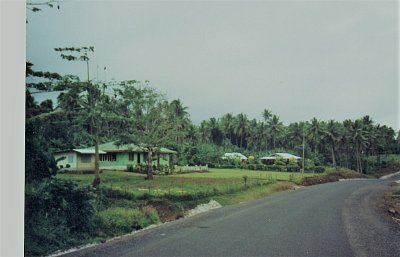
[60,175,400,257]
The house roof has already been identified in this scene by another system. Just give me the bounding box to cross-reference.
[222,152,248,160]
[79,141,177,154]
[53,149,107,154]
[260,153,301,160]
[73,149,107,154]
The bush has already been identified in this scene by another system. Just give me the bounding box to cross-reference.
[287,165,300,172]
[256,164,266,171]
[25,179,96,256]
[96,207,160,236]
[304,159,315,171]
[127,165,134,173]
[314,166,325,173]
[270,164,287,172]
[25,119,58,182]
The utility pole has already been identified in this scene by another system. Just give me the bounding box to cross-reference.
[302,129,305,175]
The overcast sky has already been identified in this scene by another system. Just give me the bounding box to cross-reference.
[27,0,399,130]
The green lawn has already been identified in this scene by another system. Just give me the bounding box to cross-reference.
[176,168,316,182]
[57,168,318,200]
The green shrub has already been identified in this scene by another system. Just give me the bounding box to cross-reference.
[274,156,286,166]
[287,165,300,172]
[256,164,265,171]
[314,166,325,173]
[304,159,315,171]
[96,207,160,236]
[25,179,96,256]
[270,164,287,172]
[127,165,134,173]
[141,206,160,226]
[247,164,256,170]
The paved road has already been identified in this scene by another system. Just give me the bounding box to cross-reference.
[61,175,400,257]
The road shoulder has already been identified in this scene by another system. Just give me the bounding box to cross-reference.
[342,180,400,257]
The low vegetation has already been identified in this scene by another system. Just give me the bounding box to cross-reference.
[380,182,400,225]
[299,168,367,186]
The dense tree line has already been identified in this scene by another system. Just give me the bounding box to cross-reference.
[26,43,399,180]
[190,112,399,173]
[27,62,399,175]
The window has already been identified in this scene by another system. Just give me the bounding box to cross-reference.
[67,154,74,163]
[137,153,141,164]
[100,153,116,162]
[129,153,134,161]
[81,155,92,163]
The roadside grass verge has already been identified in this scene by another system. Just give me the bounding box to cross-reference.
[213,181,296,205]
[379,181,400,225]
[300,167,368,186]
[57,169,318,203]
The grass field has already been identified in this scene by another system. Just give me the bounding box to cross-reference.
[57,168,318,201]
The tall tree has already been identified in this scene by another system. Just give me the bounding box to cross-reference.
[234,113,248,148]
[324,120,342,167]
[308,117,324,158]
[268,114,283,149]
[221,113,234,143]
[54,46,105,187]
[262,109,273,151]
[349,119,369,173]
[168,99,190,145]
[262,109,272,122]
[199,120,211,143]
[115,82,177,179]
[208,117,224,145]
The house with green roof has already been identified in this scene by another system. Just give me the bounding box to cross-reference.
[260,153,301,165]
[222,152,248,162]
[54,142,177,171]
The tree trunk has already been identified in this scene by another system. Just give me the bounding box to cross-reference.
[146,149,154,180]
[355,142,361,173]
[331,143,336,168]
[92,128,101,187]
[302,134,305,173]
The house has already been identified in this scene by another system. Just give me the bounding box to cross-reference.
[260,153,301,165]
[222,152,248,162]
[53,142,177,171]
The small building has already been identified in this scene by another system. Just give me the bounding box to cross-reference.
[53,142,176,171]
[260,153,301,165]
[222,152,248,162]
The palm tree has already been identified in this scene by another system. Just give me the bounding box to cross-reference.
[350,119,369,173]
[186,124,198,144]
[221,113,234,143]
[324,120,342,167]
[169,99,190,144]
[207,117,223,145]
[268,115,283,149]
[262,109,273,151]
[307,118,324,158]
[199,120,211,143]
[234,113,248,148]
[262,109,272,122]
[247,119,261,151]
[287,122,303,148]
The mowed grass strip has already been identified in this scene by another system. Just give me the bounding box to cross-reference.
[176,168,318,183]
[57,169,318,199]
